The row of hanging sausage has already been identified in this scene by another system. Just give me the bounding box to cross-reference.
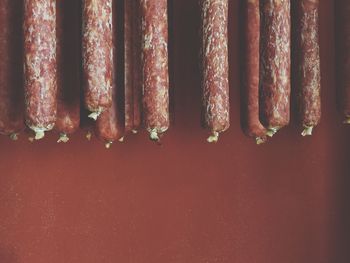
[0,0,348,146]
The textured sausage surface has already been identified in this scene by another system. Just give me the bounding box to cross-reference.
[56,0,81,142]
[82,0,113,119]
[125,0,142,134]
[0,0,24,139]
[296,0,321,135]
[95,83,124,147]
[200,0,230,142]
[242,0,267,144]
[140,0,170,141]
[336,1,350,123]
[24,0,57,139]
[124,0,134,133]
[95,0,124,147]
[260,0,291,134]
[132,0,142,132]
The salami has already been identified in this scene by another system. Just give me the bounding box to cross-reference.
[296,0,321,135]
[200,0,230,143]
[336,1,350,123]
[24,0,57,140]
[124,0,142,134]
[124,0,134,133]
[95,84,124,148]
[242,0,267,144]
[82,0,113,120]
[95,0,124,148]
[0,1,24,140]
[260,0,291,136]
[140,0,170,141]
[132,0,142,133]
[55,0,81,143]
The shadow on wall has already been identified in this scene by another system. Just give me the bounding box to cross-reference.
[334,1,350,262]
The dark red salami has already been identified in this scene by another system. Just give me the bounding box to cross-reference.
[242,0,267,144]
[140,0,170,141]
[336,1,350,124]
[296,0,321,136]
[124,0,142,134]
[0,1,24,140]
[82,0,113,120]
[260,0,291,136]
[95,0,124,148]
[124,0,134,133]
[55,0,81,143]
[24,0,57,140]
[95,84,124,147]
[132,0,142,133]
[200,0,230,143]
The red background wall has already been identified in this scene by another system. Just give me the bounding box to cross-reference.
[0,0,349,262]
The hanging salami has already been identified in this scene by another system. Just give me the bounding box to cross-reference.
[95,0,124,148]
[55,0,81,143]
[200,0,230,143]
[242,0,267,144]
[260,0,291,136]
[295,0,321,136]
[82,0,113,120]
[140,0,170,141]
[24,0,57,140]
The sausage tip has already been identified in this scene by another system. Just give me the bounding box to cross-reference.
[207,131,219,143]
[256,137,267,145]
[57,133,70,143]
[149,129,160,142]
[9,133,19,141]
[88,109,103,121]
[343,116,350,124]
[266,127,279,137]
[105,141,113,149]
[131,129,138,134]
[34,130,45,140]
[86,131,92,141]
[28,130,45,141]
[118,136,125,143]
[301,126,314,136]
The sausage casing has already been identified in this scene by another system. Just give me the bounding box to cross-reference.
[296,0,321,136]
[82,0,113,119]
[140,0,170,141]
[260,0,291,136]
[24,0,57,139]
[200,0,230,142]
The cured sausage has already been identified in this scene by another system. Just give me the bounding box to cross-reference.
[140,0,170,141]
[296,0,321,135]
[82,0,113,120]
[132,0,142,133]
[124,0,134,133]
[200,0,230,143]
[0,0,24,140]
[125,0,142,135]
[242,0,267,144]
[95,0,124,148]
[55,0,81,143]
[24,0,57,140]
[95,84,124,148]
[132,1,142,133]
[260,0,291,136]
[336,1,350,123]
